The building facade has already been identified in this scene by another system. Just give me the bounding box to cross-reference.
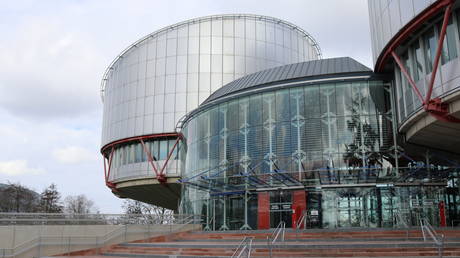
[100,15,321,209]
[101,1,460,229]
[368,0,460,228]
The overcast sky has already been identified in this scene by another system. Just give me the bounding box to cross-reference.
[0,0,371,213]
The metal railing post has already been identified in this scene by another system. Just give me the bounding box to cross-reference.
[267,236,272,258]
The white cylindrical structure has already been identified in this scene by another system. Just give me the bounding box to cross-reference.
[101,14,321,147]
[100,14,321,208]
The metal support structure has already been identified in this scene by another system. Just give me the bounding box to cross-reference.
[101,132,183,188]
[219,108,230,231]
[385,0,459,123]
[391,51,425,104]
[103,147,117,191]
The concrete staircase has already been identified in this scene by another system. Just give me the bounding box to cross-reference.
[66,228,460,257]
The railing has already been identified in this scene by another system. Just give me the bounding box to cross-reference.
[231,236,254,258]
[0,213,199,225]
[394,211,410,239]
[420,218,444,258]
[0,213,202,258]
[204,216,214,231]
[266,221,285,258]
[295,211,307,239]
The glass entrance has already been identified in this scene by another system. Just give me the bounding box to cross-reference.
[270,190,292,228]
[306,192,322,228]
[337,193,363,227]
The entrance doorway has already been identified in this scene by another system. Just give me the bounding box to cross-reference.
[270,190,292,228]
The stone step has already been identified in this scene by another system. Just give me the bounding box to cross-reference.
[71,229,460,257]
[118,240,460,249]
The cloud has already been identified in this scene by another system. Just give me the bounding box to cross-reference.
[0,160,45,176]
[53,146,98,164]
[0,16,103,120]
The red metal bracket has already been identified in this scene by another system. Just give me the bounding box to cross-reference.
[389,0,460,123]
[391,51,425,104]
[101,133,183,186]
[424,1,453,104]
[103,147,118,192]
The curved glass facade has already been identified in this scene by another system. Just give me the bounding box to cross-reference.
[179,75,460,230]
[182,81,394,180]
[107,138,181,183]
[179,79,432,230]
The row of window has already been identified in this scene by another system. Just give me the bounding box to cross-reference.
[181,80,394,177]
[396,9,460,122]
[184,81,391,144]
[110,139,180,169]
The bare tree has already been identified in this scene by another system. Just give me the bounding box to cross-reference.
[38,183,63,213]
[0,182,39,212]
[64,194,98,214]
[122,200,173,224]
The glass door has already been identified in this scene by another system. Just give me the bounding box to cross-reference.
[270,190,292,228]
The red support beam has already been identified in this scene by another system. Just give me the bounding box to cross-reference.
[103,147,118,191]
[159,137,181,176]
[139,138,160,177]
[101,132,184,185]
[391,51,425,104]
[387,0,460,123]
[425,2,453,105]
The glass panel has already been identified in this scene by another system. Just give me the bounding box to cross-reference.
[304,85,320,118]
[159,140,168,160]
[151,140,159,161]
[275,89,290,122]
[440,18,458,64]
[335,83,352,116]
[424,28,437,73]
[412,41,424,81]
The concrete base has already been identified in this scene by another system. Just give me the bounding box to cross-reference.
[400,91,460,156]
[113,177,181,210]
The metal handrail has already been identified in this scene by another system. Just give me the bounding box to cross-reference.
[394,211,410,239]
[295,211,307,240]
[231,236,253,258]
[0,214,201,258]
[296,211,307,230]
[0,213,200,225]
[420,218,444,258]
[270,221,285,244]
[267,221,285,258]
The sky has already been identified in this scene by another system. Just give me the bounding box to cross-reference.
[0,0,372,213]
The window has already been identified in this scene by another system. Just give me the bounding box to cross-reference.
[440,18,458,64]
[424,28,437,73]
[159,140,168,160]
[412,41,424,81]
[168,139,179,160]
[150,141,159,161]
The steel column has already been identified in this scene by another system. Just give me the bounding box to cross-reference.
[391,51,425,104]
[425,2,453,105]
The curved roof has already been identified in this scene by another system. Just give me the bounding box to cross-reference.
[100,14,323,101]
[201,57,372,106]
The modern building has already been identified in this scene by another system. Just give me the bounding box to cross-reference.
[100,14,321,209]
[101,1,460,230]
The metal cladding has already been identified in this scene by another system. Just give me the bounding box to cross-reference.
[201,57,373,106]
[99,14,322,207]
[101,14,321,148]
[368,0,434,67]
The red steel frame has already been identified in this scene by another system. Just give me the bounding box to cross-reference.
[377,0,460,123]
[101,132,183,191]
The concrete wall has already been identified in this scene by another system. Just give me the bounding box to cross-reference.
[0,224,200,258]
